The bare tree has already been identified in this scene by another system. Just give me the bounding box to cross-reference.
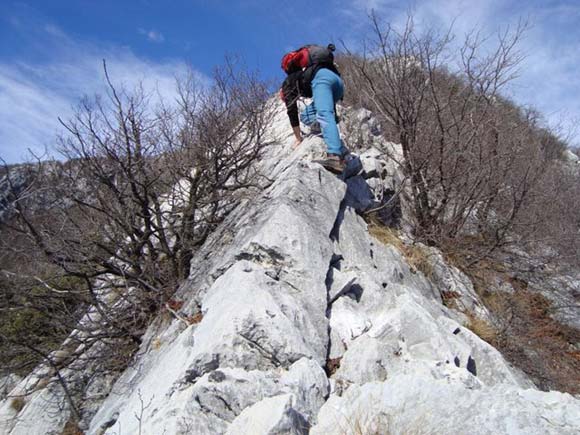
[0,58,275,424]
[339,13,579,266]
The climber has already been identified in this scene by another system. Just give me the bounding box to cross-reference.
[280,44,347,174]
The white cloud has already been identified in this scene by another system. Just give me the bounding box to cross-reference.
[337,0,580,146]
[44,23,67,38]
[0,65,70,162]
[139,28,165,43]
[0,26,206,163]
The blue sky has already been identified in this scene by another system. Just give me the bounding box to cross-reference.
[1,0,580,163]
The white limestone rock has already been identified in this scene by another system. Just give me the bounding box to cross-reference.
[327,267,358,304]
[325,199,529,390]
[563,149,579,163]
[341,108,382,151]
[280,358,330,421]
[426,246,491,320]
[332,335,390,385]
[358,147,385,179]
[313,375,580,435]
[0,376,21,402]
[192,261,325,370]
[4,100,579,435]
[88,132,345,434]
[0,380,71,435]
[225,394,308,435]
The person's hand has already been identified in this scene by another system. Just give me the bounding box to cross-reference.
[291,125,302,149]
[292,137,303,149]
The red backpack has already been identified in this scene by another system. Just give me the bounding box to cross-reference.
[281,44,336,73]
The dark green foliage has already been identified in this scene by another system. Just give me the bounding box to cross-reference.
[0,272,86,376]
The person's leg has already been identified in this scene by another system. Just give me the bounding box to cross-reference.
[332,72,344,102]
[312,69,343,155]
[331,75,349,156]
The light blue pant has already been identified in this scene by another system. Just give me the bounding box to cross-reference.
[300,104,317,126]
[300,68,345,155]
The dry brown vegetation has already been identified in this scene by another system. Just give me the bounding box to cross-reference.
[367,219,404,251]
[9,396,25,413]
[401,244,434,279]
[466,262,580,394]
[464,312,498,344]
[368,218,434,278]
[61,418,84,435]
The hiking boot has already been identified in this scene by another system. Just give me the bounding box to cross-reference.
[317,153,346,174]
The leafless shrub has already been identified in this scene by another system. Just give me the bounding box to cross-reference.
[339,13,580,268]
[0,57,274,422]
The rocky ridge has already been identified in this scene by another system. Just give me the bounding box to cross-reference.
[1,103,579,434]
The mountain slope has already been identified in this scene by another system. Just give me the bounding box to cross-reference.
[1,103,579,435]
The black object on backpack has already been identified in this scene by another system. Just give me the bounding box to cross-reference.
[302,44,338,86]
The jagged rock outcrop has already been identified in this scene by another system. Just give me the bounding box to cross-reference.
[0,161,67,223]
[0,165,33,223]
[1,104,579,434]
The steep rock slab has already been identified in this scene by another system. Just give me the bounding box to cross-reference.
[5,101,580,434]
[0,384,70,435]
[313,375,580,435]
[225,394,308,435]
[88,160,343,434]
[325,204,529,390]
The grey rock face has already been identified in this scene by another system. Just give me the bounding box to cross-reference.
[2,102,579,435]
[313,375,580,435]
[0,376,21,402]
[563,149,579,164]
[225,394,309,435]
[86,134,345,434]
